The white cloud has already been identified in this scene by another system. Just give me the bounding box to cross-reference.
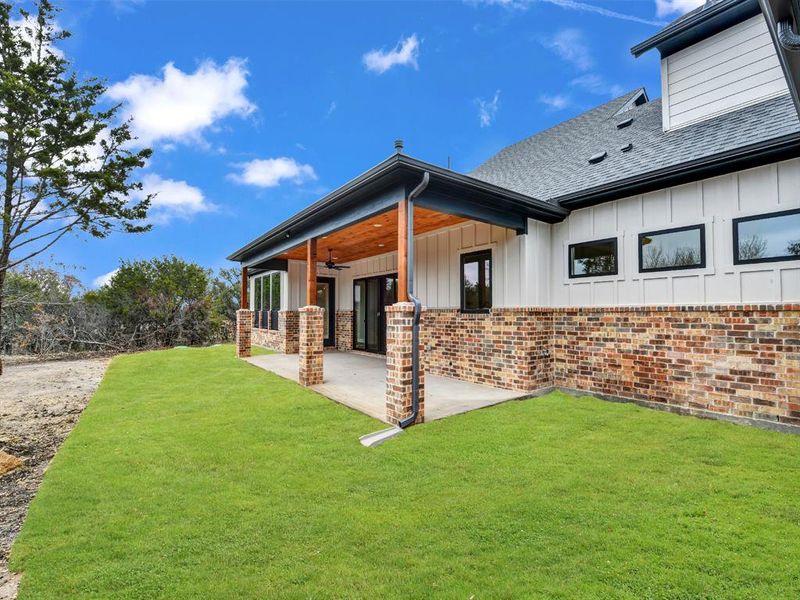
[135,174,214,223]
[539,94,571,110]
[228,157,317,188]
[477,90,501,127]
[471,0,666,26]
[655,0,704,17]
[326,101,337,117]
[363,34,420,74]
[542,28,593,71]
[107,58,255,147]
[92,269,118,288]
[571,74,626,98]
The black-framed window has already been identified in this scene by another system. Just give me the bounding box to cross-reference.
[269,272,281,330]
[461,250,492,312]
[252,272,281,330]
[639,224,705,273]
[733,208,800,265]
[568,238,618,278]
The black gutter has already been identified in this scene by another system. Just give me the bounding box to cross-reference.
[227,154,566,263]
[631,0,760,58]
[558,132,800,210]
[398,172,429,430]
[759,0,800,120]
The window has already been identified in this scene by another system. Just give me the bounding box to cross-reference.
[269,273,281,330]
[733,209,800,265]
[568,238,618,278]
[252,272,281,329]
[638,224,705,273]
[461,250,492,312]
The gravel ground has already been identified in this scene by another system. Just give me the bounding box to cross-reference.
[0,358,110,600]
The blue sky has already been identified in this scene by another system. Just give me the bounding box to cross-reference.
[42,0,703,288]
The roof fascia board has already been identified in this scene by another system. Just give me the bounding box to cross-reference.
[240,183,406,268]
[398,155,567,219]
[229,154,568,264]
[227,154,403,261]
[416,191,528,233]
[248,258,289,272]
[631,0,760,58]
[557,133,800,209]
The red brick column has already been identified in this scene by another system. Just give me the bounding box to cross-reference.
[299,305,324,386]
[236,309,252,358]
[385,302,425,425]
[281,310,300,354]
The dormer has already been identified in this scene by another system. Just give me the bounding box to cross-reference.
[632,0,791,131]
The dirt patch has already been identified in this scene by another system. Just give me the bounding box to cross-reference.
[0,358,110,599]
[0,454,23,478]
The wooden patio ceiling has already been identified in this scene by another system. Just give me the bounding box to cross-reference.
[276,207,467,264]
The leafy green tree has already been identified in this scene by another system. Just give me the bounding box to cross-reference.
[0,0,152,373]
[209,267,240,323]
[87,256,214,348]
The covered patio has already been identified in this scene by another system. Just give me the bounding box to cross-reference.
[245,351,526,422]
[228,147,567,427]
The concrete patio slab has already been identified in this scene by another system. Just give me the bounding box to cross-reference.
[245,350,526,423]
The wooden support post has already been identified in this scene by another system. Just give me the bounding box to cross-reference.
[240,266,249,309]
[306,238,317,306]
[397,198,408,302]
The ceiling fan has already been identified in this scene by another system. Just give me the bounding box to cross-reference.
[324,249,350,271]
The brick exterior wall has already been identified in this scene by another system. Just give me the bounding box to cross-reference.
[385,302,425,425]
[335,310,353,352]
[418,304,799,430]
[235,309,252,358]
[252,310,299,354]
[299,306,324,386]
[422,308,553,392]
[551,304,800,428]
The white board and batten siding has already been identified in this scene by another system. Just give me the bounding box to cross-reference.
[283,221,526,311]
[661,15,789,130]
[550,158,800,307]
[278,160,800,311]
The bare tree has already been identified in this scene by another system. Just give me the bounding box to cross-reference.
[738,235,767,261]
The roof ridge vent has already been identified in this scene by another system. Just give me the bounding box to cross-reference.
[588,151,607,164]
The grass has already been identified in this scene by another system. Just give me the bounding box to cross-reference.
[10,345,800,599]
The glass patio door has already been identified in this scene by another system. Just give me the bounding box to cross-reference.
[352,274,397,353]
[315,277,335,347]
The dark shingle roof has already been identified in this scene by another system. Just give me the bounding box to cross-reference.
[470,90,800,205]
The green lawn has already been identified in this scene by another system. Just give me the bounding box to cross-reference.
[10,346,800,599]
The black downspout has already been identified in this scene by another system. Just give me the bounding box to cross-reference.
[398,171,430,429]
[779,0,800,51]
[779,19,800,51]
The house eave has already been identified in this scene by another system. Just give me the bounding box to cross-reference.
[557,132,800,210]
[631,0,761,58]
[227,154,568,265]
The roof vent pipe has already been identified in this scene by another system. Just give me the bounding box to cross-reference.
[394,139,404,153]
